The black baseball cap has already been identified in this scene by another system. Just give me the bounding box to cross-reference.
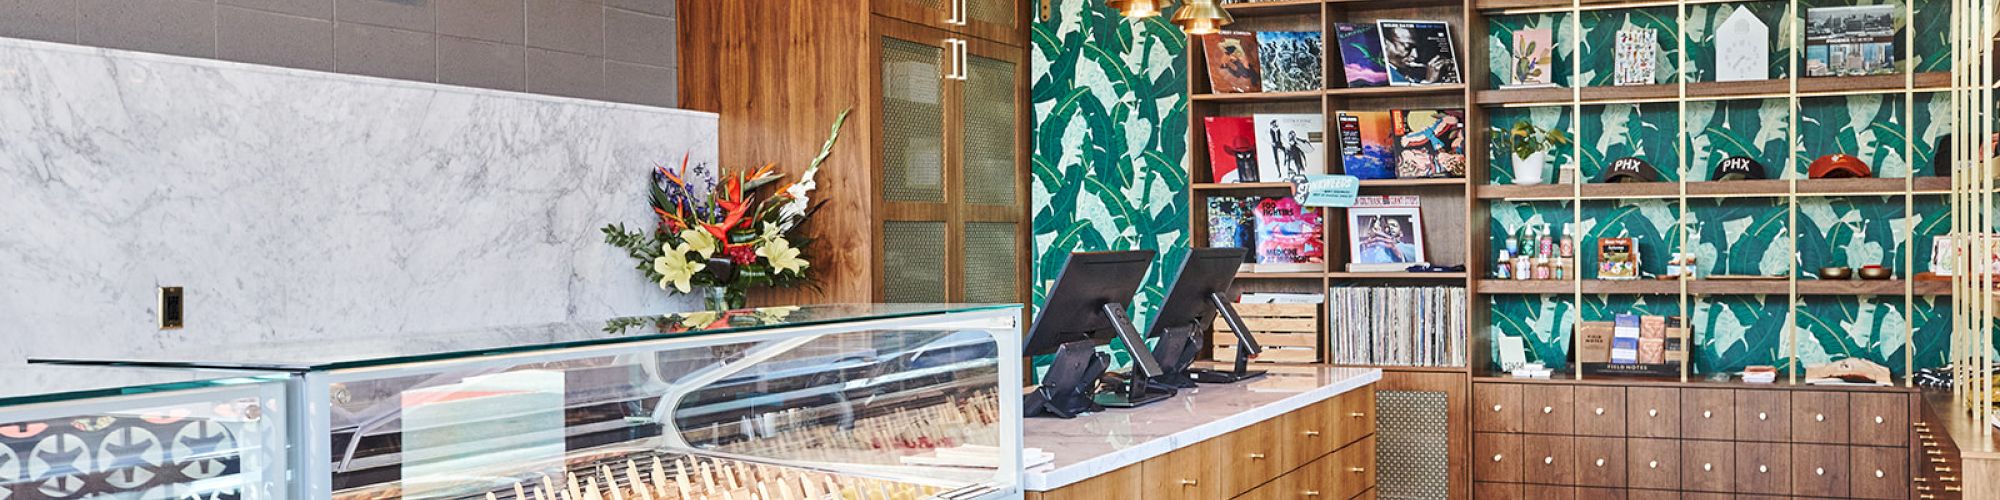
[1599,157,1660,183]
[1712,156,1767,180]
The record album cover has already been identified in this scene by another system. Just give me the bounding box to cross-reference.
[1203,31,1263,93]
[1376,20,1462,86]
[1257,31,1324,92]
[1207,197,1257,265]
[1337,111,1396,179]
[1252,196,1326,272]
[1334,23,1389,88]
[1390,109,1467,178]
[1204,116,1259,183]
[1253,113,1327,183]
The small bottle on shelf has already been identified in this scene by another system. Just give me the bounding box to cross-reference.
[1496,250,1514,280]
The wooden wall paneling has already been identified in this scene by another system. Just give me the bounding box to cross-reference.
[1028,462,1143,500]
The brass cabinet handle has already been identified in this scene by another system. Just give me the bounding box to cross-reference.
[1303,491,1320,497]
[1919,485,1934,492]
[1304,430,1321,437]
[1348,467,1366,474]
[1941,475,1959,481]
[1932,457,1949,464]
[1349,412,1366,418]
[1179,479,1199,487]
[1946,485,1963,492]
[1928,449,1943,456]
[1248,453,1266,460]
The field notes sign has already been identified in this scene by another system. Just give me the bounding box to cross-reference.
[1296,175,1359,207]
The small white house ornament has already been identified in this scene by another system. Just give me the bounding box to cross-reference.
[1715,6,1770,82]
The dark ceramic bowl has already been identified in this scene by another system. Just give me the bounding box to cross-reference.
[1858,266,1891,280]
[1819,266,1852,280]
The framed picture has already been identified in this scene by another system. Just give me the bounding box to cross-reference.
[1347,195,1426,271]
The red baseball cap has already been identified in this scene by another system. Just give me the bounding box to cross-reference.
[1807,153,1872,179]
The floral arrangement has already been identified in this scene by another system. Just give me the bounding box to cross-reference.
[603,110,850,309]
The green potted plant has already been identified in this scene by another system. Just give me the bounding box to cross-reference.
[1491,120,1570,185]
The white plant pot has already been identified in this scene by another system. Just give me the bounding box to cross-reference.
[1511,151,1550,185]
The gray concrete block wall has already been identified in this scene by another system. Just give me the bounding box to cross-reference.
[0,0,678,107]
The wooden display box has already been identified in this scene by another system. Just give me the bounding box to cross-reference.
[1212,302,1321,364]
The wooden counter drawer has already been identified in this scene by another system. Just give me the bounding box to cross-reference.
[1734,441,1792,496]
[1627,438,1681,490]
[1323,435,1376,500]
[1140,438,1219,500]
[1736,390,1791,441]
[1525,485,1576,499]
[1627,387,1680,438]
[1239,462,1321,500]
[1282,396,1335,471]
[1792,443,1851,498]
[1681,440,1736,492]
[1221,417,1288,497]
[1476,383,1524,433]
[1850,445,1910,499]
[1851,392,1910,447]
[1329,387,1376,448]
[1522,384,1575,434]
[1521,434,1576,485]
[1574,436,1627,488]
[1681,389,1735,440]
[1474,482,1524,500]
[1626,489,1681,500]
[1575,387,1627,436]
[1475,432,1524,483]
[1575,487,1626,500]
[1792,391,1851,444]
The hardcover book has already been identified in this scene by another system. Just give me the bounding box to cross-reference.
[1504,28,1555,88]
[1253,113,1327,183]
[1376,20,1461,86]
[1333,23,1389,88]
[1390,109,1467,178]
[1805,5,1899,77]
[1257,31,1325,93]
[1337,111,1396,180]
[1203,31,1264,93]
[1251,196,1326,272]
[1614,27,1658,86]
[1204,116,1260,183]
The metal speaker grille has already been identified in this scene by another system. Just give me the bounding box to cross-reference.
[1376,390,1450,499]
[962,55,1018,207]
[967,0,1015,29]
[963,222,1020,303]
[881,38,945,203]
[884,221,948,303]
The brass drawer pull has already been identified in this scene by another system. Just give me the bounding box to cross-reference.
[1941,475,1959,481]
[1304,430,1321,437]
[1348,467,1366,474]
[1179,479,1199,487]
[1946,486,1963,492]
[1248,453,1266,460]
[1928,449,1943,456]
[1349,412,1366,418]
[1303,491,1320,497]
[1936,466,1955,473]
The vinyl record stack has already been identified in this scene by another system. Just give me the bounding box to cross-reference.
[1325,286,1467,367]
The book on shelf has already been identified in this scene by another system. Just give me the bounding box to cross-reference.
[1502,28,1556,89]
[1805,5,1899,77]
[1252,113,1327,183]
[1206,197,1258,272]
[1376,20,1461,86]
[1390,108,1466,179]
[1252,196,1326,273]
[1327,286,1467,367]
[1613,27,1658,86]
[1333,23,1389,89]
[1256,31,1324,93]
[1336,111,1396,180]
[1202,31,1263,94]
[1203,116,1260,183]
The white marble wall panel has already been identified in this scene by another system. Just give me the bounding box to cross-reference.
[0,38,713,363]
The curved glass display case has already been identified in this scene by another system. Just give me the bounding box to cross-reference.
[38,304,1024,500]
[0,366,289,499]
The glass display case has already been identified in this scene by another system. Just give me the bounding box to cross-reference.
[37,304,1023,500]
[0,365,289,499]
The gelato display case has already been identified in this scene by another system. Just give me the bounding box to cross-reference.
[0,365,290,499]
[37,304,1023,500]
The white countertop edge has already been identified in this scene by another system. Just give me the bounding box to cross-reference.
[1022,369,1383,491]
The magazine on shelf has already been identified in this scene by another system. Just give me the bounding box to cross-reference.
[1202,31,1263,93]
[1256,31,1324,93]
[1805,5,1899,77]
[1346,195,1425,272]
[1203,116,1259,183]
[1376,20,1461,86]
[1333,23,1389,88]
[1252,113,1327,183]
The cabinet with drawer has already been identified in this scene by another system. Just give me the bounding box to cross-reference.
[1473,381,1917,499]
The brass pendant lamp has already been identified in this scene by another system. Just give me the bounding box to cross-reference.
[1170,0,1233,35]
[1107,0,1165,18]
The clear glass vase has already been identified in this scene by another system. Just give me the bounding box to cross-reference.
[703,286,747,311]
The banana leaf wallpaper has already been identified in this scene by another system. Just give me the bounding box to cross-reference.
[1582,103,1681,182]
[1485,106,1575,185]
[1686,98,1792,180]
[1685,2,1793,82]
[1799,95,1910,178]
[1579,7,1680,87]
[1689,198,1790,277]
[1694,294,1793,375]
[1031,1,1190,357]
[1485,12,1577,89]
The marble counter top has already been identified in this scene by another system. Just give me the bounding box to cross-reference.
[1022,365,1382,491]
